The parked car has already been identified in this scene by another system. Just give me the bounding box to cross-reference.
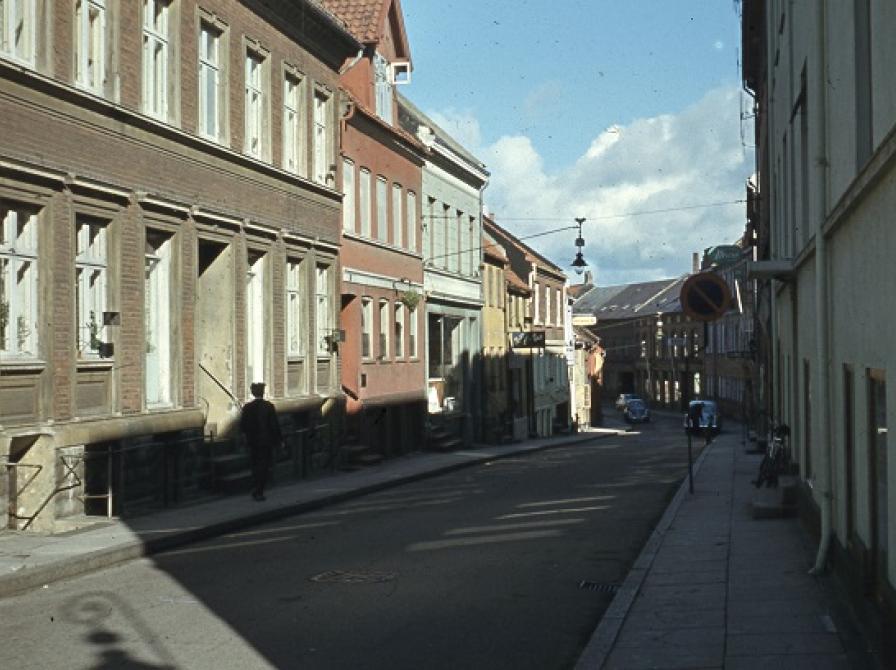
[683,399,722,434]
[615,393,642,411]
[623,399,650,424]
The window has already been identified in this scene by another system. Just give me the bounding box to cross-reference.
[315,265,331,356]
[534,283,540,323]
[198,23,221,139]
[376,177,388,242]
[142,0,170,119]
[0,204,38,359]
[867,369,888,598]
[283,73,303,173]
[75,0,106,93]
[392,183,402,246]
[244,50,265,158]
[408,305,417,358]
[373,52,393,124]
[359,168,371,237]
[556,288,562,325]
[394,302,404,358]
[406,191,416,252]
[361,297,372,359]
[246,251,267,386]
[545,287,551,325]
[378,300,389,359]
[313,90,330,184]
[145,229,172,407]
[844,366,856,539]
[447,209,458,272]
[0,0,35,64]
[75,217,108,358]
[342,158,355,233]
[285,258,303,356]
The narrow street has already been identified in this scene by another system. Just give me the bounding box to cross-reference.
[0,413,700,670]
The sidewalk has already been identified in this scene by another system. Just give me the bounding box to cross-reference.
[0,429,616,599]
[575,429,867,670]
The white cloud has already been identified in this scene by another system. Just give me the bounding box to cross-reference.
[433,85,753,286]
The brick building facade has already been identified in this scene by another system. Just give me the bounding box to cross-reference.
[0,0,357,530]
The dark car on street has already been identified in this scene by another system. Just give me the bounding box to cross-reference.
[623,399,650,424]
[683,399,722,434]
[615,393,642,411]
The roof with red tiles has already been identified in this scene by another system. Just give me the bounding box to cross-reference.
[320,0,383,42]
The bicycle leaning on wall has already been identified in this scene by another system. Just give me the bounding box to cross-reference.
[752,423,791,488]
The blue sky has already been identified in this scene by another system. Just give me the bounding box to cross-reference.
[400,0,753,285]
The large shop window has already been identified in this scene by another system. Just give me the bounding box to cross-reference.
[75,216,108,359]
[428,314,464,411]
[0,204,39,359]
[144,229,173,407]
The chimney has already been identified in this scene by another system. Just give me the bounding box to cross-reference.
[692,252,700,274]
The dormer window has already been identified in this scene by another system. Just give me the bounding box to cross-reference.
[373,52,392,124]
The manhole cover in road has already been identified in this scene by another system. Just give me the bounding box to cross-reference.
[310,569,397,584]
[578,581,620,594]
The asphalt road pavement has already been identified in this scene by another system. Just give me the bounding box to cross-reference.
[0,412,702,670]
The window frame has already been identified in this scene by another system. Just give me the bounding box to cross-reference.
[378,299,390,360]
[359,168,371,237]
[394,302,404,358]
[244,45,268,159]
[75,216,109,360]
[361,296,373,360]
[144,228,173,407]
[285,257,304,358]
[282,68,304,175]
[342,158,355,233]
[142,0,170,120]
[408,304,418,359]
[245,249,268,387]
[391,182,402,247]
[406,191,417,253]
[375,176,388,242]
[198,20,223,141]
[312,87,332,185]
[0,203,39,360]
[0,0,36,66]
[315,264,332,358]
[373,51,393,124]
[74,0,107,94]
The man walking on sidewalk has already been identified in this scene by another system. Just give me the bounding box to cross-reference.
[240,382,282,501]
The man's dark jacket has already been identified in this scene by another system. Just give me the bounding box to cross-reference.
[240,398,282,451]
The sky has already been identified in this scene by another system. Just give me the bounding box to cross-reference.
[400,0,754,286]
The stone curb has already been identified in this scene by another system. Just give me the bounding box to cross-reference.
[573,434,718,670]
[0,431,619,599]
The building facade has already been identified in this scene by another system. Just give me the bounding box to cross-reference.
[326,0,427,458]
[743,0,896,652]
[397,94,488,448]
[0,0,355,531]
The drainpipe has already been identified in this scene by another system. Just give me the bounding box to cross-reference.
[810,0,831,575]
[477,178,490,442]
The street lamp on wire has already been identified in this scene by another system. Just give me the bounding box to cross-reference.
[571,217,587,275]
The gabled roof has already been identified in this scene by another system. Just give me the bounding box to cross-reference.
[506,268,531,294]
[483,216,566,282]
[574,277,685,320]
[482,232,507,263]
[321,0,411,59]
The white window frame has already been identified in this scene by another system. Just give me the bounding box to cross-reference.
[394,302,404,358]
[359,168,371,237]
[315,264,331,357]
[244,48,265,158]
[408,304,418,358]
[142,0,169,119]
[378,299,389,360]
[144,230,172,407]
[246,251,267,386]
[406,191,416,252]
[376,176,388,242]
[75,0,106,94]
[391,182,402,247]
[0,204,38,359]
[556,287,562,326]
[545,286,552,325]
[342,158,355,233]
[75,217,108,359]
[361,296,372,360]
[198,22,222,140]
[313,89,331,185]
[533,283,540,324]
[286,258,303,357]
[0,0,36,65]
[283,72,303,174]
[373,52,393,124]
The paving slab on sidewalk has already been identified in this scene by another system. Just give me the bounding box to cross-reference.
[576,430,865,670]
[0,430,616,599]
